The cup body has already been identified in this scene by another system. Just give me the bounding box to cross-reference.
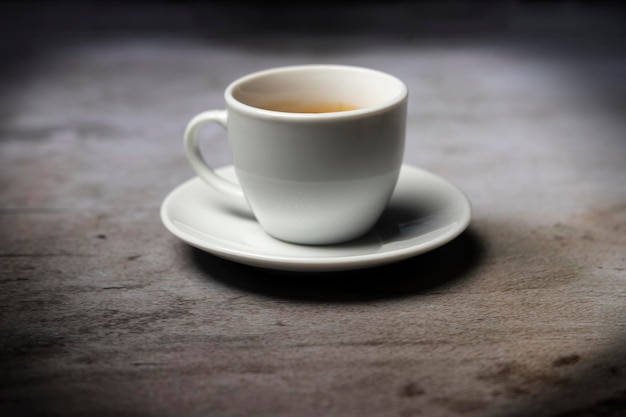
[222,65,407,245]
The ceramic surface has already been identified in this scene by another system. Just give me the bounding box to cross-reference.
[184,65,407,244]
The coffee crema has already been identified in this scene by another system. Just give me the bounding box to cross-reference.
[258,101,359,114]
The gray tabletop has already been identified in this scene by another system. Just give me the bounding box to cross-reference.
[1,2,625,416]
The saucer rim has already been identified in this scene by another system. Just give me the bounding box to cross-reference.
[160,164,471,272]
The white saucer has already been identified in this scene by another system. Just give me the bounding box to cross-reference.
[160,164,471,272]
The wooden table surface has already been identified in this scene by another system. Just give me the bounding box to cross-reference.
[1,2,625,416]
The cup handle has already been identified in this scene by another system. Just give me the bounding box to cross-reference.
[184,110,245,200]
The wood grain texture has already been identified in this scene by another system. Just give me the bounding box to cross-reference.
[1,2,625,416]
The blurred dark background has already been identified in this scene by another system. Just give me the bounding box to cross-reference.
[0,0,624,46]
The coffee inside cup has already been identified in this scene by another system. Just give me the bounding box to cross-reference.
[229,66,406,116]
[258,101,359,113]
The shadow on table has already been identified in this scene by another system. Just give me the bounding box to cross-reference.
[189,226,484,303]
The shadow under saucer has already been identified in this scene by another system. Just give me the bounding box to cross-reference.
[189,226,485,303]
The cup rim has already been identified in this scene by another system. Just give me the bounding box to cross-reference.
[224,64,408,120]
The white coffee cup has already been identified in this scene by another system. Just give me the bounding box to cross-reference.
[184,65,407,245]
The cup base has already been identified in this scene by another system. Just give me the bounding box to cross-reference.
[264,223,374,246]
[237,169,399,246]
